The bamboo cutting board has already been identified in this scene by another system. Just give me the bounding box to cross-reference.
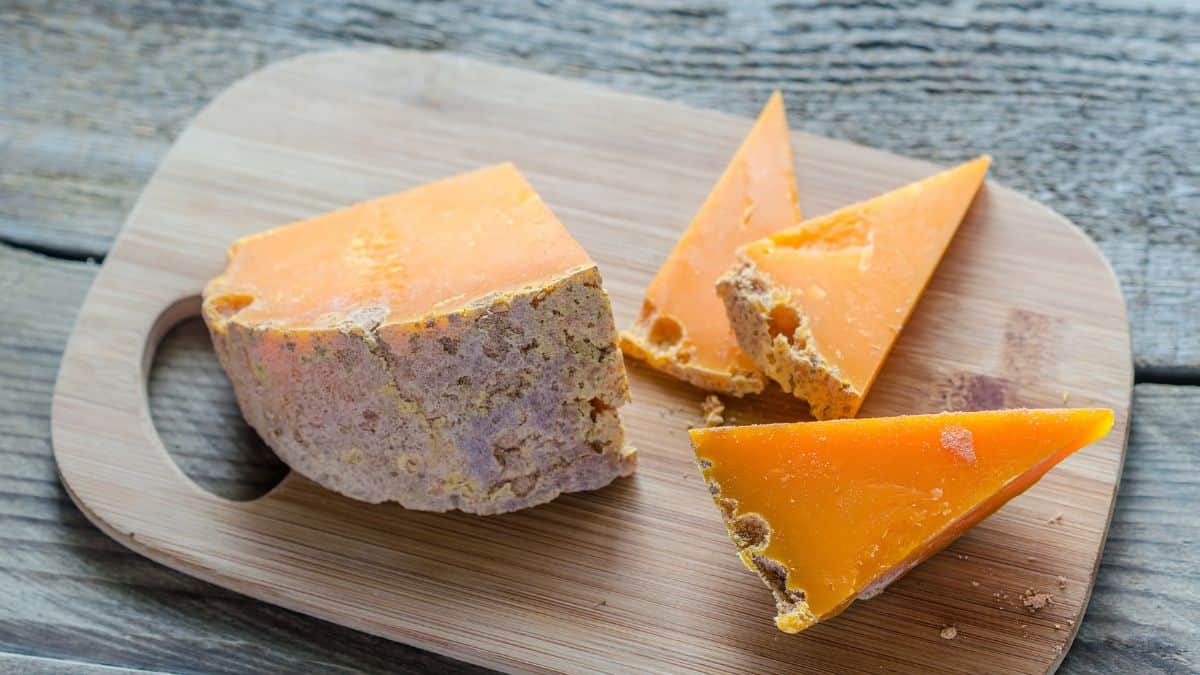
[52,49,1131,674]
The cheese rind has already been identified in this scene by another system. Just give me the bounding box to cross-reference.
[620,91,802,395]
[203,165,634,514]
[690,408,1114,633]
[718,157,991,418]
[717,260,858,419]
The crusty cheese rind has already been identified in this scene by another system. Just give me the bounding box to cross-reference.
[204,264,634,515]
[618,316,764,396]
[717,260,860,419]
[697,461,819,633]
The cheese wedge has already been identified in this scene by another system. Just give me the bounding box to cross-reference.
[620,92,803,395]
[203,163,635,515]
[690,408,1114,633]
[718,157,990,418]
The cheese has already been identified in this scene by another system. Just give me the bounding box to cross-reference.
[620,92,803,395]
[689,408,1114,633]
[718,157,991,418]
[202,163,635,515]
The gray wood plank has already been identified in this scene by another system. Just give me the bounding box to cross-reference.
[0,652,156,674]
[1060,383,1200,674]
[1,240,1196,671]
[1,1,1196,367]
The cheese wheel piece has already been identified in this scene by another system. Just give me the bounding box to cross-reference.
[620,92,803,395]
[718,156,990,418]
[690,408,1114,633]
[202,163,635,515]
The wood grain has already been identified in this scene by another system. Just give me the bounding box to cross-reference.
[49,50,1132,674]
[2,0,1196,369]
[0,653,144,675]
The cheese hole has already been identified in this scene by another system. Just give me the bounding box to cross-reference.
[208,293,255,320]
[731,512,771,550]
[149,317,287,500]
[752,554,786,588]
[510,473,539,497]
[767,305,804,349]
[589,397,614,422]
[648,315,683,348]
[750,554,807,608]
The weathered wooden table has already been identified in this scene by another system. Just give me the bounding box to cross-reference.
[2,2,1196,673]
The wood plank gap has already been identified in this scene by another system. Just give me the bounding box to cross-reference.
[1133,366,1200,387]
[0,239,104,265]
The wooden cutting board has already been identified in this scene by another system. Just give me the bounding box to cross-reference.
[52,49,1131,674]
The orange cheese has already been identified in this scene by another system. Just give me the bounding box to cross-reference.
[690,408,1113,633]
[718,157,990,418]
[215,163,592,329]
[203,164,636,515]
[620,92,802,395]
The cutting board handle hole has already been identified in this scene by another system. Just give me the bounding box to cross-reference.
[146,309,288,502]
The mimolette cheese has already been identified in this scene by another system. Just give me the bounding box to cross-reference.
[690,408,1114,633]
[620,92,803,395]
[718,157,990,418]
[203,163,635,515]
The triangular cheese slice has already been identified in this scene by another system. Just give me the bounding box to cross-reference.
[718,157,990,418]
[690,408,1114,633]
[620,92,803,395]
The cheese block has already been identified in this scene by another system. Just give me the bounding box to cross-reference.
[202,163,635,515]
[690,408,1114,633]
[718,157,991,418]
[620,92,803,395]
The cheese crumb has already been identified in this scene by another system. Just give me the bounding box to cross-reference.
[940,426,976,462]
[1047,511,1064,525]
[1062,390,1070,404]
[940,625,958,640]
[340,447,365,465]
[1021,590,1053,612]
[1057,575,1068,589]
[701,394,726,427]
